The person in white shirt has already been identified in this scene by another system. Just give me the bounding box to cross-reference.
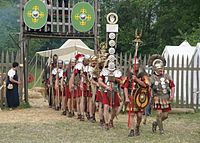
[6,62,21,109]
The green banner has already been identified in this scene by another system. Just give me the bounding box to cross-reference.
[23,0,48,29]
[71,2,95,32]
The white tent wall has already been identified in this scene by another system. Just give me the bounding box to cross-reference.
[36,39,94,60]
[162,41,200,107]
[31,39,94,88]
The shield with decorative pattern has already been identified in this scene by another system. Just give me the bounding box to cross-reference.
[134,87,150,109]
[71,2,95,32]
[23,0,48,29]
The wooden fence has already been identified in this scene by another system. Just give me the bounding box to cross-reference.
[1,50,200,109]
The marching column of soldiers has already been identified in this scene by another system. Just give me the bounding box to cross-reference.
[43,43,175,136]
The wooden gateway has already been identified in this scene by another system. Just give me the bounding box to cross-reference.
[19,0,100,102]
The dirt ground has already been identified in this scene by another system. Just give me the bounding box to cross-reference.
[0,94,200,143]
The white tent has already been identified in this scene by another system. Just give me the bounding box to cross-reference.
[162,40,196,67]
[162,40,200,106]
[36,39,94,60]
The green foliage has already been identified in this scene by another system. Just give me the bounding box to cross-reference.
[186,21,200,45]
[0,0,11,7]
[1,0,200,57]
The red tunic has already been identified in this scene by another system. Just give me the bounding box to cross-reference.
[100,75,121,108]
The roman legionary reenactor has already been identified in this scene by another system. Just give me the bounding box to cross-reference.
[61,60,70,115]
[42,60,51,106]
[123,58,151,137]
[49,54,58,108]
[54,60,64,110]
[95,42,109,126]
[87,55,98,123]
[83,55,92,120]
[98,61,124,130]
[148,54,175,135]
[69,54,85,121]
[66,57,76,117]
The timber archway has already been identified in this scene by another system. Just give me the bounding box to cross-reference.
[19,0,100,102]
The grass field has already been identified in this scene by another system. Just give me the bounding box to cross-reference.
[0,98,200,143]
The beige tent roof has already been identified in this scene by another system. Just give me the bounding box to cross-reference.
[36,39,94,60]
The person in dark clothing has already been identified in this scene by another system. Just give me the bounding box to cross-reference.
[6,62,21,109]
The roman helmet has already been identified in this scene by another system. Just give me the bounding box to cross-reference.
[148,54,166,75]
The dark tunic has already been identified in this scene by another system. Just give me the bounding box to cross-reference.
[6,70,19,108]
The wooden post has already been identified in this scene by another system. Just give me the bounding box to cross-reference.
[50,0,53,32]
[5,50,10,107]
[143,54,147,66]
[196,55,199,109]
[19,0,24,102]
[23,38,29,103]
[56,0,59,32]
[171,55,175,81]
[94,0,98,53]
[128,53,132,68]
[166,55,170,74]
[190,56,194,108]
[11,51,14,63]
[0,50,4,108]
[176,55,180,107]
[68,0,71,33]
[62,0,65,33]
[6,51,9,74]
[181,55,184,107]
[186,56,189,107]
[124,52,128,75]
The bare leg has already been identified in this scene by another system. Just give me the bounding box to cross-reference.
[76,97,81,118]
[162,112,169,121]
[89,97,93,117]
[135,112,142,136]
[109,107,118,128]
[128,113,135,137]
[98,102,104,126]
[80,95,85,121]
[104,104,110,130]
[61,95,67,115]
[156,110,164,134]
[71,90,75,114]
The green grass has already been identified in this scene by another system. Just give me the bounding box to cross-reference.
[18,102,31,109]
[0,110,199,143]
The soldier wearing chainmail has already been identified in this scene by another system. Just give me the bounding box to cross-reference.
[54,60,64,110]
[148,54,175,135]
[69,54,86,121]
[61,60,70,115]
[66,57,76,117]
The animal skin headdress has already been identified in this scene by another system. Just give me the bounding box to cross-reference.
[148,54,166,69]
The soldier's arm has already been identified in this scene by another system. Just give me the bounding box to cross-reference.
[133,75,147,87]
[121,78,130,103]
[92,79,99,86]
[98,77,111,91]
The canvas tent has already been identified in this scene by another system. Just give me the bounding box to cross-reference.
[36,39,94,60]
[162,40,200,106]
